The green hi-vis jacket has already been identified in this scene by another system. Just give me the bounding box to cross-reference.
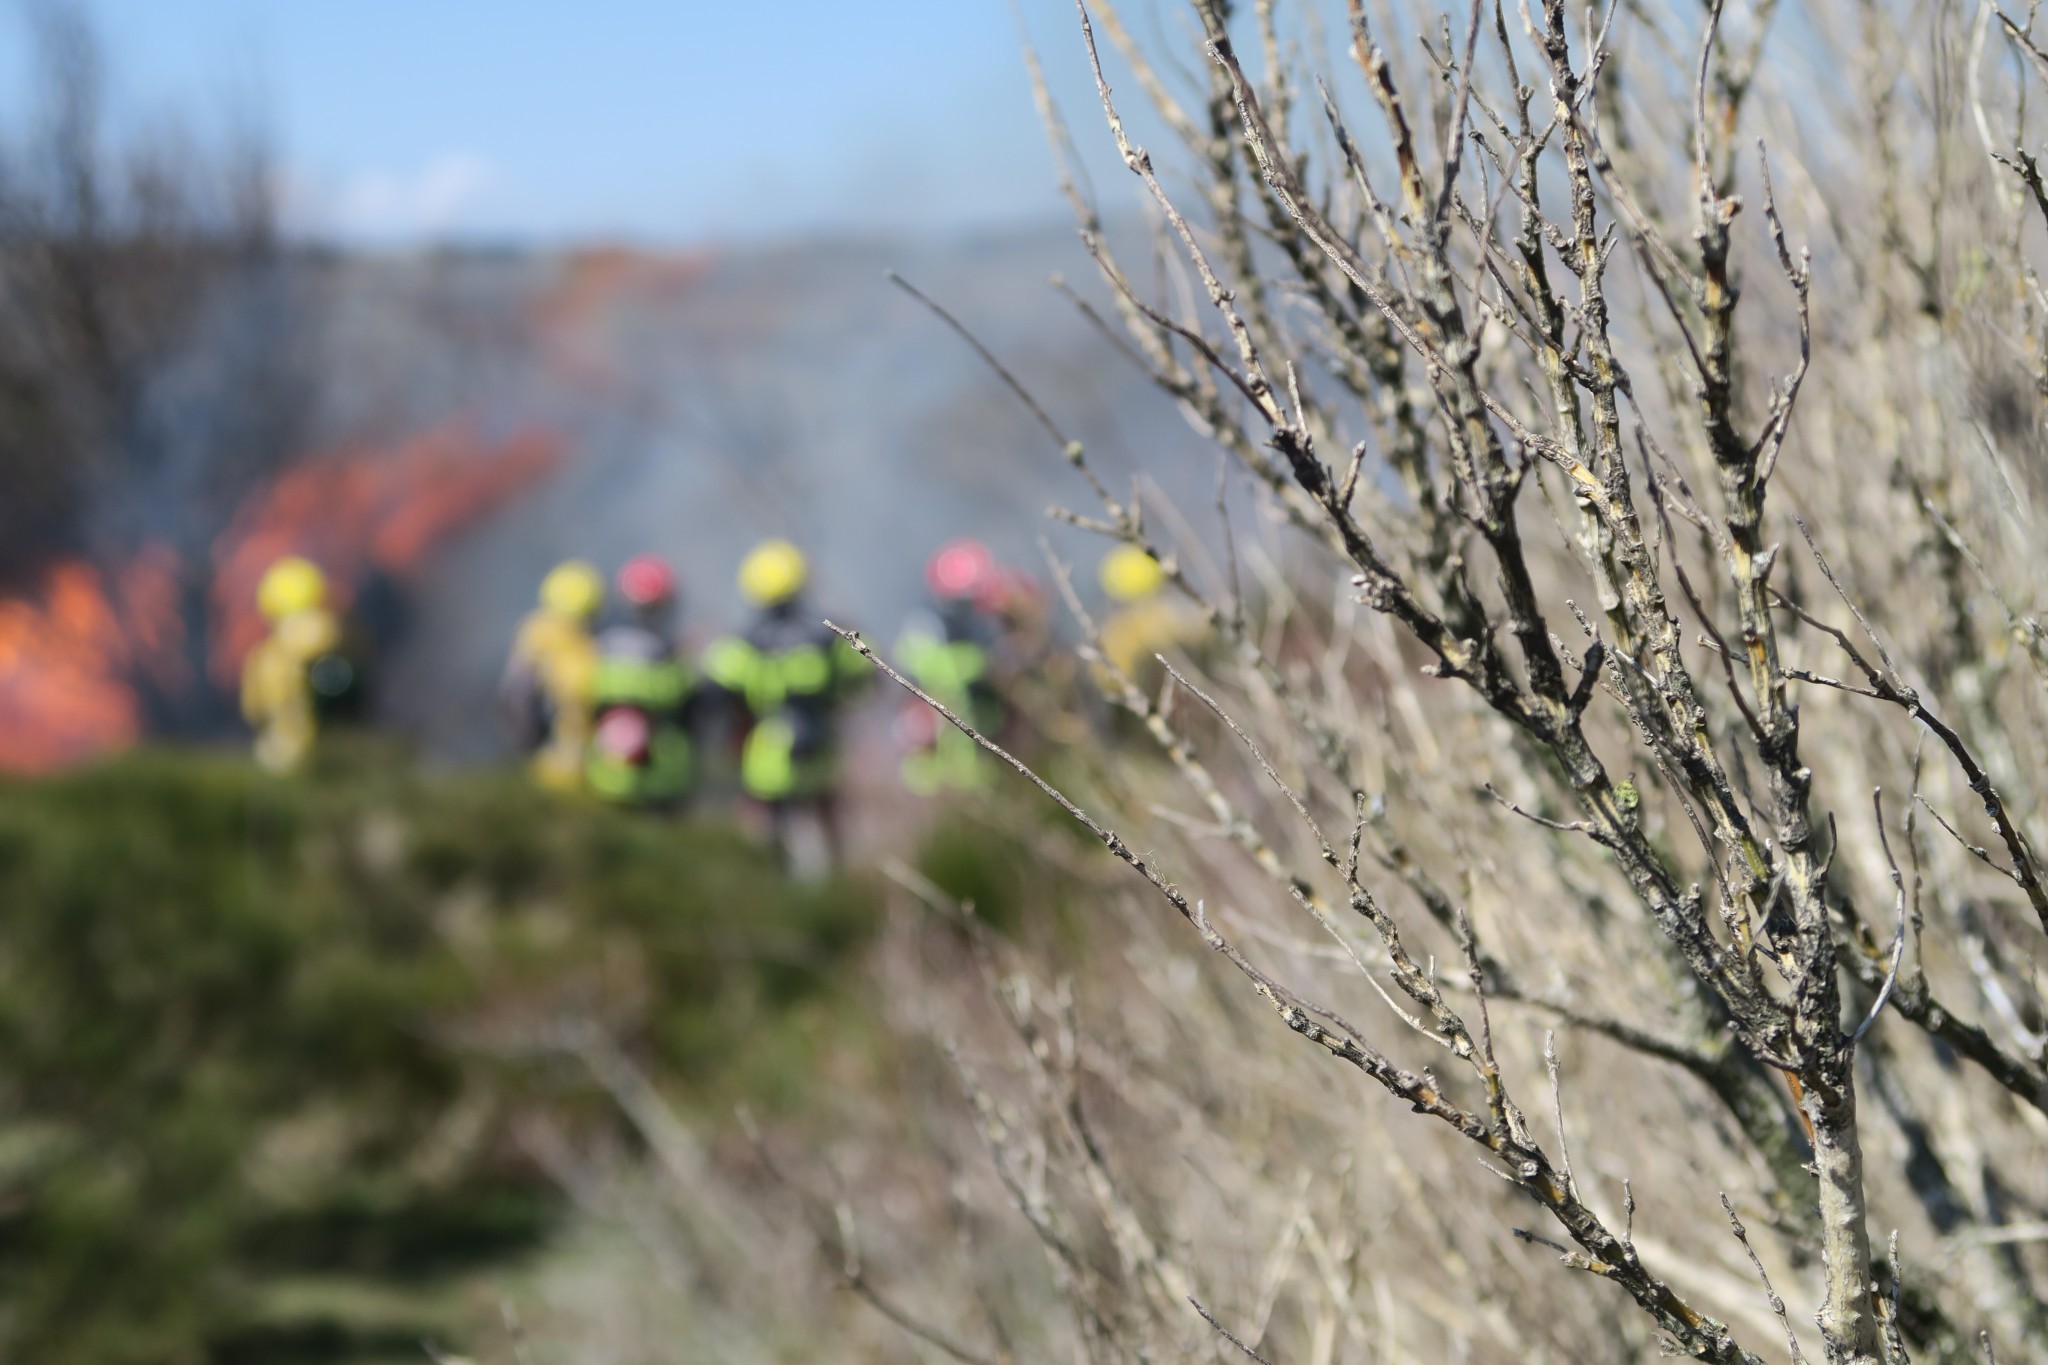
[896,632,987,701]
[585,651,694,805]
[703,630,866,801]
[893,627,996,796]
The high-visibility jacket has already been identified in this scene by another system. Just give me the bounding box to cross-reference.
[241,607,343,774]
[584,625,695,806]
[504,608,600,791]
[1097,597,1209,691]
[894,607,999,795]
[703,606,866,802]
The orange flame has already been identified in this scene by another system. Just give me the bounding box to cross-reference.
[531,246,710,392]
[0,546,187,772]
[208,419,566,687]
[0,418,565,773]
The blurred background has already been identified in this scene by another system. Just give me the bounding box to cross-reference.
[0,3,1207,1361]
[0,0,1211,769]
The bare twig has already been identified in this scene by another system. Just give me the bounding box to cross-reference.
[1189,1296,1276,1364]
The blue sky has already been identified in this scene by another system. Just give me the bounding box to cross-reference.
[0,1,1135,243]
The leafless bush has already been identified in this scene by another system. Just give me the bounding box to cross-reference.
[500,2,2048,1362]
[806,1,2048,1361]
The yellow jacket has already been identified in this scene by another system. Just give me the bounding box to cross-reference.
[506,608,600,790]
[241,607,342,773]
[1097,597,1208,688]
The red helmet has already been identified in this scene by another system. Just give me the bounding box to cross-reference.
[926,537,995,601]
[617,554,677,608]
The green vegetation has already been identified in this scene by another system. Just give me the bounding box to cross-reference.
[0,741,876,1365]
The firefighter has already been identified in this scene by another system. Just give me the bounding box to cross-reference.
[893,538,1002,795]
[983,564,1050,673]
[585,554,696,807]
[241,556,347,774]
[703,539,867,867]
[501,559,604,791]
[979,560,1088,748]
[1096,543,1205,689]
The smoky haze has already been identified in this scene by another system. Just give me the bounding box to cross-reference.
[0,1,1247,770]
[353,222,1238,761]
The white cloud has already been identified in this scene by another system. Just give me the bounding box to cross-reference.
[333,152,501,239]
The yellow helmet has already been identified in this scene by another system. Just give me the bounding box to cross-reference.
[1100,544,1166,603]
[739,538,807,607]
[257,556,327,622]
[539,559,605,619]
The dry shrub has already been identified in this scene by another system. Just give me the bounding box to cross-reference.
[517,3,2048,1362]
